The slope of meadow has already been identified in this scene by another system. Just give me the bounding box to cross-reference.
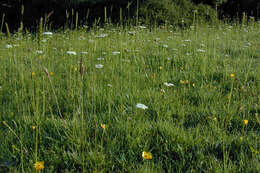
[0,23,260,172]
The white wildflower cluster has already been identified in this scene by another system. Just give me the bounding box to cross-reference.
[136,103,148,110]
[67,51,77,55]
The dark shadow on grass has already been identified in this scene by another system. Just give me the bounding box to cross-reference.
[183,112,209,129]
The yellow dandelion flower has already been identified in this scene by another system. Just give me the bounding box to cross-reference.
[158,66,163,70]
[243,119,248,125]
[180,80,189,84]
[32,126,36,130]
[230,73,235,78]
[142,151,152,160]
[32,72,35,76]
[34,161,44,171]
[180,80,185,84]
[213,117,217,121]
[101,123,108,130]
[192,83,195,87]
[50,72,54,76]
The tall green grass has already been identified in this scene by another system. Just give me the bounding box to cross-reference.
[0,22,260,172]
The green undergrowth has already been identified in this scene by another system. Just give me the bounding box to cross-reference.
[0,23,260,172]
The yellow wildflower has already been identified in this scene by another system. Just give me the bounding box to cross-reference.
[50,72,54,76]
[142,151,152,160]
[213,117,217,121]
[158,66,163,70]
[230,73,235,78]
[180,80,185,84]
[34,161,44,171]
[180,80,189,84]
[32,126,36,130]
[32,72,35,76]
[243,119,248,125]
[101,123,108,130]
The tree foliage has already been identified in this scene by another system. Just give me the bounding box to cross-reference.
[0,0,260,32]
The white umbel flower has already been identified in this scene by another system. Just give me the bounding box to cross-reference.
[136,103,148,110]
[43,32,53,35]
[95,64,104,69]
[164,82,175,87]
[5,44,12,49]
[67,51,77,55]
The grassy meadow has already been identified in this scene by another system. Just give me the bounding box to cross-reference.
[0,23,260,172]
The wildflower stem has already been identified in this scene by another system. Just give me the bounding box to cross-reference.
[225,77,234,129]
[43,67,63,117]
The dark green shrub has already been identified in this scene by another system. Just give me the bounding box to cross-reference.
[219,0,260,20]
[138,0,217,27]
[192,0,228,7]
